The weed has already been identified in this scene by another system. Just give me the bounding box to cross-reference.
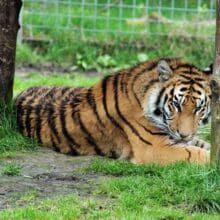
[16,43,43,65]
[17,190,39,203]
[2,163,22,176]
[0,103,39,155]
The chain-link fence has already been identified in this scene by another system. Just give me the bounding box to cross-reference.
[20,0,216,41]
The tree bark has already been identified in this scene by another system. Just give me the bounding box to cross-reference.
[211,0,220,168]
[0,0,22,107]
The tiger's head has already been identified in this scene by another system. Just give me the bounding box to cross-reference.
[144,59,212,141]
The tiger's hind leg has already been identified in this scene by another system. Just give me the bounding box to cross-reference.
[118,146,133,161]
[110,133,133,161]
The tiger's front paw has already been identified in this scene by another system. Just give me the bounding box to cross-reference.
[186,146,210,164]
[199,149,210,164]
[188,136,210,150]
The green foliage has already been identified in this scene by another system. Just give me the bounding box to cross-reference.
[16,43,43,65]
[76,53,90,70]
[2,162,22,176]
[16,35,214,71]
[97,54,116,68]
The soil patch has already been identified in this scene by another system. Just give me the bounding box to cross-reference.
[0,148,107,210]
[16,63,99,77]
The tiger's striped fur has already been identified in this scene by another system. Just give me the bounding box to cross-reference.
[15,58,212,165]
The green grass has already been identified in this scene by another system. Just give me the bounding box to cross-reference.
[1,195,218,220]
[2,162,22,176]
[16,35,214,70]
[89,159,220,214]
[15,190,40,203]
[0,104,39,157]
[16,43,43,65]
[0,112,38,156]
[14,72,100,95]
[22,0,215,41]
[16,1,215,69]
[0,195,110,220]
[0,160,219,219]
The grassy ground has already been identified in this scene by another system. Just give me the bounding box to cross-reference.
[0,0,218,218]
[0,158,219,219]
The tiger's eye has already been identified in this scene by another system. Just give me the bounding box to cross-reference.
[173,101,181,112]
[195,106,202,112]
[202,118,209,124]
[173,101,179,108]
[154,108,162,116]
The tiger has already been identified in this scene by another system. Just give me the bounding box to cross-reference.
[15,58,212,165]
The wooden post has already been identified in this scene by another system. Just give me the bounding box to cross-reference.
[211,0,220,168]
[0,0,22,107]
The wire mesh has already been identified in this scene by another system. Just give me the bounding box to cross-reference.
[20,0,216,41]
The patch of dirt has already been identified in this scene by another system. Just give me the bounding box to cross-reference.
[0,148,107,210]
[16,63,99,77]
[16,63,71,76]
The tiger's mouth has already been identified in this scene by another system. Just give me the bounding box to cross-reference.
[146,114,195,143]
[168,131,194,143]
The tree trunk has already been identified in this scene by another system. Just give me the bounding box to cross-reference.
[211,0,220,168]
[0,0,22,107]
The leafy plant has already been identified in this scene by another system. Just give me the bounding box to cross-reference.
[76,53,90,70]
[97,54,116,68]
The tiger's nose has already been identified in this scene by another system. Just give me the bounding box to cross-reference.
[180,133,189,139]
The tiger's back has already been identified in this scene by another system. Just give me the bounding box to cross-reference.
[15,58,212,165]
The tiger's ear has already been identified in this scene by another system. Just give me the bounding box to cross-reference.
[157,60,173,81]
[203,63,213,75]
